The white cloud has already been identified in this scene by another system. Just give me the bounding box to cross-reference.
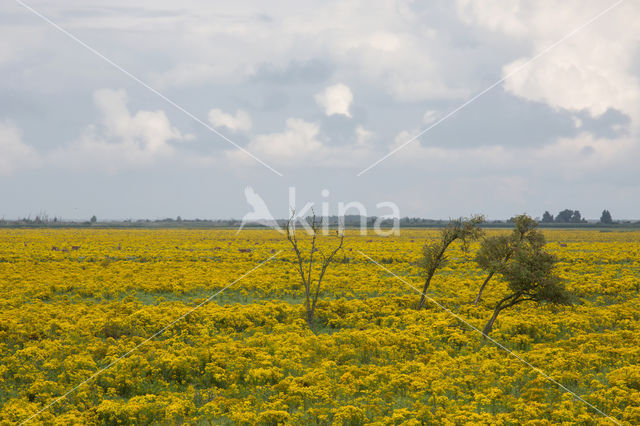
[422,110,439,125]
[451,0,640,197]
[314,83,354,117]
[0,25,46,66]
[355,126,374,145]
[326,26,469,102]
[531,132,634,173]
[3,2,475,104]
[572,117,583,129]
[230,118,324,164]
[226,117,376,168]
[152,63,231,88]
[53,89,186,171]
[458,0,640,121]
[456,0,531,37]
[0,120,40,175]
[208,108,252,134]
[367,32,402,52]
[502,49,640,119]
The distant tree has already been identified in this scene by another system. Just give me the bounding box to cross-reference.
[90,215,97,224]
[474,235,512,305]
[482,242,572,336]
[555,209,574,223]
[541,211,554,223]
[571,210,582,223]
[600,210,613,224]
[417,215,484,310]
[474,214,544,305]
[286,211,344,329]
[176,216,182,222]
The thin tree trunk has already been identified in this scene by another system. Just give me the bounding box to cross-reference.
[483,295,529,337]
[482,305,502,337]
[417,270,435,310]
[417,243,450,310]
[474,271,495,305]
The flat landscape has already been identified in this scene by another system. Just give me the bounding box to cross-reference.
[1,228,639,424]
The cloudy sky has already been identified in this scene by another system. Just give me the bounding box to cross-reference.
[1,0,639,221]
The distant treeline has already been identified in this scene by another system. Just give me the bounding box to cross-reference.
[1,212,638,229]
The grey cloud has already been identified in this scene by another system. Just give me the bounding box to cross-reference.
[250,59,333,86]
[415,91,582,149]
[577,108,631,139]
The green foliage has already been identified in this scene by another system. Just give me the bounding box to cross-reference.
[417,215,484,309]
[501,247,570,305]
[571,211,582,223]
[554,209,584,223]
[474,214,545,304]
[512,214,545,248]
[481,220,572,336]
[475,235,512,272]
[420,215,485,278]
[600,210,613,224]
[418,242,448,272]
[555,209,573,223]
[441,215,486,251]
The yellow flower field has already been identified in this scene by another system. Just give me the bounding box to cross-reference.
[1,229,639,424]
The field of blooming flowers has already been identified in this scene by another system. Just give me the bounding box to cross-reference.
[0,228,639,424]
